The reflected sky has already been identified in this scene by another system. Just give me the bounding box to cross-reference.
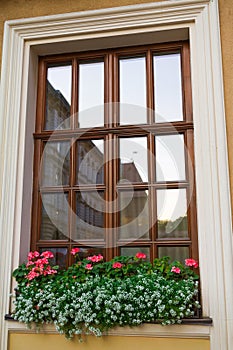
[154,53,183,122]
[47,65,72,103]
[157,189,187,221]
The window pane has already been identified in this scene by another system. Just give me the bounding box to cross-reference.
[40,193,69,240]
[78,61,104,128]
[77,139,104,185]
[77,247,105,260]
[45,64,71,130]
[119,190,149,240]
[39,247,67,269]
[41,141,70,187]
[120,247,150,260]
[119,137,148,183]
[158,246,189,263]
[119,56,147,124]
[154,53,183,122]
[157,189,188,239]
[74,191,105,241]
[156,134,186,181]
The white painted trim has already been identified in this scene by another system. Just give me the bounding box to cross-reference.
[0,0,232,349]
[6,322,211,339]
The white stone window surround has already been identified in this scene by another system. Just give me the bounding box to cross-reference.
[0,0,232,349]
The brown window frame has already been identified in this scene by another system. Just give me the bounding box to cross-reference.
[31,41,198,267]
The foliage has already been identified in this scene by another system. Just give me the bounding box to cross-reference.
[12,250,200,339]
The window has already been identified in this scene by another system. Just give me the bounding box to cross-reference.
[32,41,198,267]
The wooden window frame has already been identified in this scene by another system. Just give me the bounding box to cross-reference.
[31,41,198,266]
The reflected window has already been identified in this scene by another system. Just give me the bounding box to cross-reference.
[120,247,150,260]
[157,189,188,239]
[119,56,147,124]
[154,53,183,122]
[119,190,149,240]
[45,64,72,130]
[78,61,104,128]
[74,191,105,241]
[77,139,104,185]
[156,134,186,182]
[41,141,70,187]
[40,193,69,240]
[119,137,148,183]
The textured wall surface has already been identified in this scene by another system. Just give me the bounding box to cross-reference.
[8,333,210,350]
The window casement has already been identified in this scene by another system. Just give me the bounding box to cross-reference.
[32,41,198,268]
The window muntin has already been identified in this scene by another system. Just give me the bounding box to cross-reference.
[33,42,197,266]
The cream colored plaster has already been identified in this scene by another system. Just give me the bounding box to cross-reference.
[8,333,210,350]
[219,0,233,211]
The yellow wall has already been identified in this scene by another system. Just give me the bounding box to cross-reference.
[8,333,210,350]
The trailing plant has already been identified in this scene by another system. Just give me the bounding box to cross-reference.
[12,250,200,339]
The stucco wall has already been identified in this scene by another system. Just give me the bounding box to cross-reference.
[8,333,210,350]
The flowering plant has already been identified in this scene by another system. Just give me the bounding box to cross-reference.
[12,251,200,339]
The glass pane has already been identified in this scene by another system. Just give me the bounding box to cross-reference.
[120,137,148,183]
[45,64,71,130]
[120,247,150,260]
[156,134,186,181]
[41,141,70,187]
[40,193,69,240]
[77,247,105,260]
[39,247,67,269]
[158,246,189,263]
[78,61,104,128]
[119,56,147,124]
[77,139,104,185]
[119,190,149,240]
[74,191,104,241]
[157,189,188,239]
[154,53,183,122]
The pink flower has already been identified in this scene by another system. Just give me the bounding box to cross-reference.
[135,252,146,259]
[185,258,198,268]
[26,261,34,268]
[43,267,57,276]
[26,270,40,280]
[171,266,181,274]
[41,251,54,259]
[71,248,80,255]
[85,264,93,270]
[112,262,123,269]
[27,251,40,260]
[87,254,103,263]
[35,258,49,267]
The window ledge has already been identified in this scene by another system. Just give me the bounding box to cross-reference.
[5,315,212,339]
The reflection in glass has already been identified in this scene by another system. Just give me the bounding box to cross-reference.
[156,134,186,181]
[74,191,104,241]
[157,189,188,239]
[39,247,67,269]
[40,193,69,240]
[45,65,71,130]
[120,247,150,260]
[119,56,147,124]
[41,141,70,187]
[154,53,183,122]
[77,139,104,185]
[158,246,189,263]
[78,61,104,128]
[119,190,149,240]
[77,247,105,260]
[120,137,148,183]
